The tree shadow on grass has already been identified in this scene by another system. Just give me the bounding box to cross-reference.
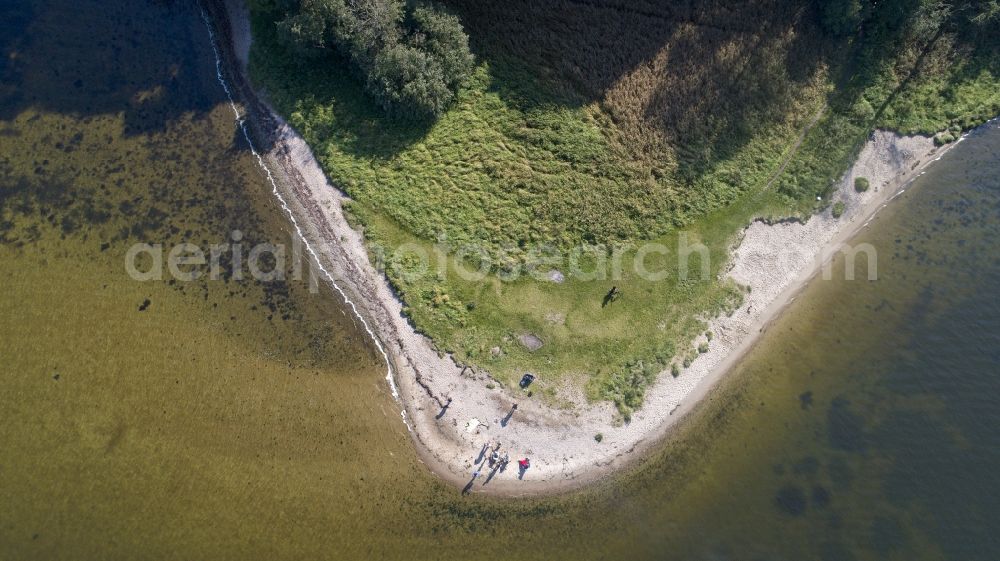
[442,0,840,179]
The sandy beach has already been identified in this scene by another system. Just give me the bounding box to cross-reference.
[203,0,964,496]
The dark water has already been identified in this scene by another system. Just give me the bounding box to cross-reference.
[2,2,999,560]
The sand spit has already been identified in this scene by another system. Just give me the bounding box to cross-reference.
[204,0,959,496]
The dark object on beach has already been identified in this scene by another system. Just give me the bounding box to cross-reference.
[602,286,621,307]
[501,403,518,426]
[435,397,453,420]
[519,373,536,388]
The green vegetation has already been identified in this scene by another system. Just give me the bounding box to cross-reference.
[832,201,847,218]
[248,0,1000,415]
[854,177,870,192]
[275,0,473,118]
[935,131,958,145]
[594,433,603,443]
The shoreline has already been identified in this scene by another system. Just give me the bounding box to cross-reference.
[202,0,966,496]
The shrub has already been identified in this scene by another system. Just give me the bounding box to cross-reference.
[698,342,709,354]
[934,133,955,146]
[619,405,633,423]
[594,433,603,443]
[671,363,680,377]
[597,361,657,418]
[854,177,869,192]
[832,201,846,218]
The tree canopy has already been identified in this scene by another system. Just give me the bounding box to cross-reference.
[276,0,473,119]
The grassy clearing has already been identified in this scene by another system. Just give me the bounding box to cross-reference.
[352,203,747,416]
[247,0,1000,416]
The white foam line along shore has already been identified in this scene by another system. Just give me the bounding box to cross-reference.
[198,8,408,426]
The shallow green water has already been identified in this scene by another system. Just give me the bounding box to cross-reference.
[2,2,999,560]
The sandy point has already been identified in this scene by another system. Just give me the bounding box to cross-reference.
[205,0,965,496]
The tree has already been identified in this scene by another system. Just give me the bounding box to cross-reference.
[367,43,453,117]
[334,0,404,66]
[276,0,338,56]
[408,5,475,91]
